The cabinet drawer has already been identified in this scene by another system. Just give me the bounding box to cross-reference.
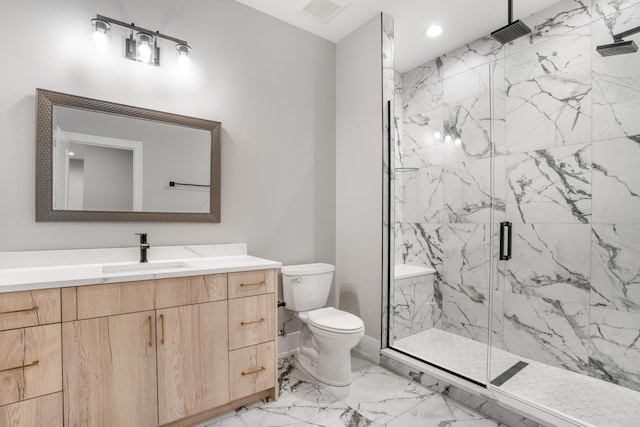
[0,289,60,331]
[228,269,275,299]
[74,280,155,320]
[229,341,275,401]
[228,294,274,350]
[0,323,62,406]
[0,392,63,427]
[155,274,226,309]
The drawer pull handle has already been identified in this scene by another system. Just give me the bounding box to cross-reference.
[241,366,265,376]
[241,318,266,326]
[148,316,153,347]
[160,314,165,345]
[0,306,38,316]
[240,281,264,287]
[0,360,39,373]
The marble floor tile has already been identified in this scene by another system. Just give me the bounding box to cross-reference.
[385,393,500,427]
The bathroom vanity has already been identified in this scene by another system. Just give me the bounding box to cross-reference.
[0,244,279,427]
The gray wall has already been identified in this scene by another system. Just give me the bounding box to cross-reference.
[82,145,133,211]
[336,16,383,342]
[0,0,336,269]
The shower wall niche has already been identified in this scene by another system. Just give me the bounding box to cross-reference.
[390,0,640,399]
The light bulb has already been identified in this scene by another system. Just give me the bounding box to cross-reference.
[136,32,154,64]
[445,135,452,143]
[454,138,462,146]
[176,44,192,70]
[434,131,442,140]
[92,31,108,51]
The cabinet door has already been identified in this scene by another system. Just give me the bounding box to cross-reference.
[228,294,275,350]
[62,311,158,427]
[156,301,229,425]
[228,341,275,401]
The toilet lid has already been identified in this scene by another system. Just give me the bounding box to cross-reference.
[307,307,364,333]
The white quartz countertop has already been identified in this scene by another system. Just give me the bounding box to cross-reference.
[0,244,281,293]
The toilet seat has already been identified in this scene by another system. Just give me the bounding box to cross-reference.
[306,307,364,334]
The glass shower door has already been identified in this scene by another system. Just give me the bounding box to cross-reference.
[488,1,640,424]
[390,52,498,385]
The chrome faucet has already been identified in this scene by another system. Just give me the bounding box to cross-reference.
[135,233,150,263]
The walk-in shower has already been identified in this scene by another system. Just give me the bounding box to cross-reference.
[385,1,640,425]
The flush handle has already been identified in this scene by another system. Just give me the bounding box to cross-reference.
[292,277,302,283]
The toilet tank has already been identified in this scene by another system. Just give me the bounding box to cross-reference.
[281,263,335,312]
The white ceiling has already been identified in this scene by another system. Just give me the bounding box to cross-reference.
[233,0,561,72]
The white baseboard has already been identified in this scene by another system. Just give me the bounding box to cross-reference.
[278,331,300,358]
[353,334,380,364]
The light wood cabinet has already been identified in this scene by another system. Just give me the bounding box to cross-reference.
[0,288,60,331]
[1,267,277,427]
[156,301,228,425]
[229,341,275,401]
[0,392,63,427]
[228,293,275,350]
[0,323,61,407]
[62,311,158,427]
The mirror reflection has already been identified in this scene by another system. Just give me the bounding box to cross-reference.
[53,106,211,213]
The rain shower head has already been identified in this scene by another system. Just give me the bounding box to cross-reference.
[596,24,640,57]
[491,20,531,44]
[596,40,638,56]
[491,0,531,44]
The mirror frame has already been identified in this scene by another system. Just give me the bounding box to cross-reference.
[36,88,221,222]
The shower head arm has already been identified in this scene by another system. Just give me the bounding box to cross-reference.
[613,25,640,41]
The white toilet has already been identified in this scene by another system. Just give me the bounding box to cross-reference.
[281,263,365,386]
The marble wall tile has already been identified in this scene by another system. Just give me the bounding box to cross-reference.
[402,109,445,168]
[505,144,592,224]
[442,63,491,105]
[500,224,591,304]
[504,25,591,84]
[503,293,590,373]
[591,224,640,312]
[443,92,493,162]
[442,37,503,80]
[592,4,640,141]
[589,307,640,392]
[443,224,492,290]
[444,157,493,223]
[399,223,444,270]
[504,0,593,56]
[505,62,592,153]
[402,60,443,117]
[392,279,441,341]
[402,167,444,223]
[441,284,491,343]
[593,0,639,20]
[592,137,640,223]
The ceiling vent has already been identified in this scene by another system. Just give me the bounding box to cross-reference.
[297,0,350,23]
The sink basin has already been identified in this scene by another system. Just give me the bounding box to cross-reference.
[102,261,192,274]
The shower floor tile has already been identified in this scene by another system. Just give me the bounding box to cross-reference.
[195,353,501,427]
[393,328,640,426]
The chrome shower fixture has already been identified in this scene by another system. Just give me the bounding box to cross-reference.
[596,25,640,56]
[491,0,531,44]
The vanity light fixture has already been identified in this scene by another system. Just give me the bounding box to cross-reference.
[91,14,191,67]
[91,18,111,50]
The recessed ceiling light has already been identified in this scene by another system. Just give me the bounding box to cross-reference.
[69,152,75,156]
[426,25,443,38]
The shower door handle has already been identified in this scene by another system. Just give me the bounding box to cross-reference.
[499,221,512,261]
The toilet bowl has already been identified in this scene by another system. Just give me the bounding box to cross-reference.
[281,264,365,386]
